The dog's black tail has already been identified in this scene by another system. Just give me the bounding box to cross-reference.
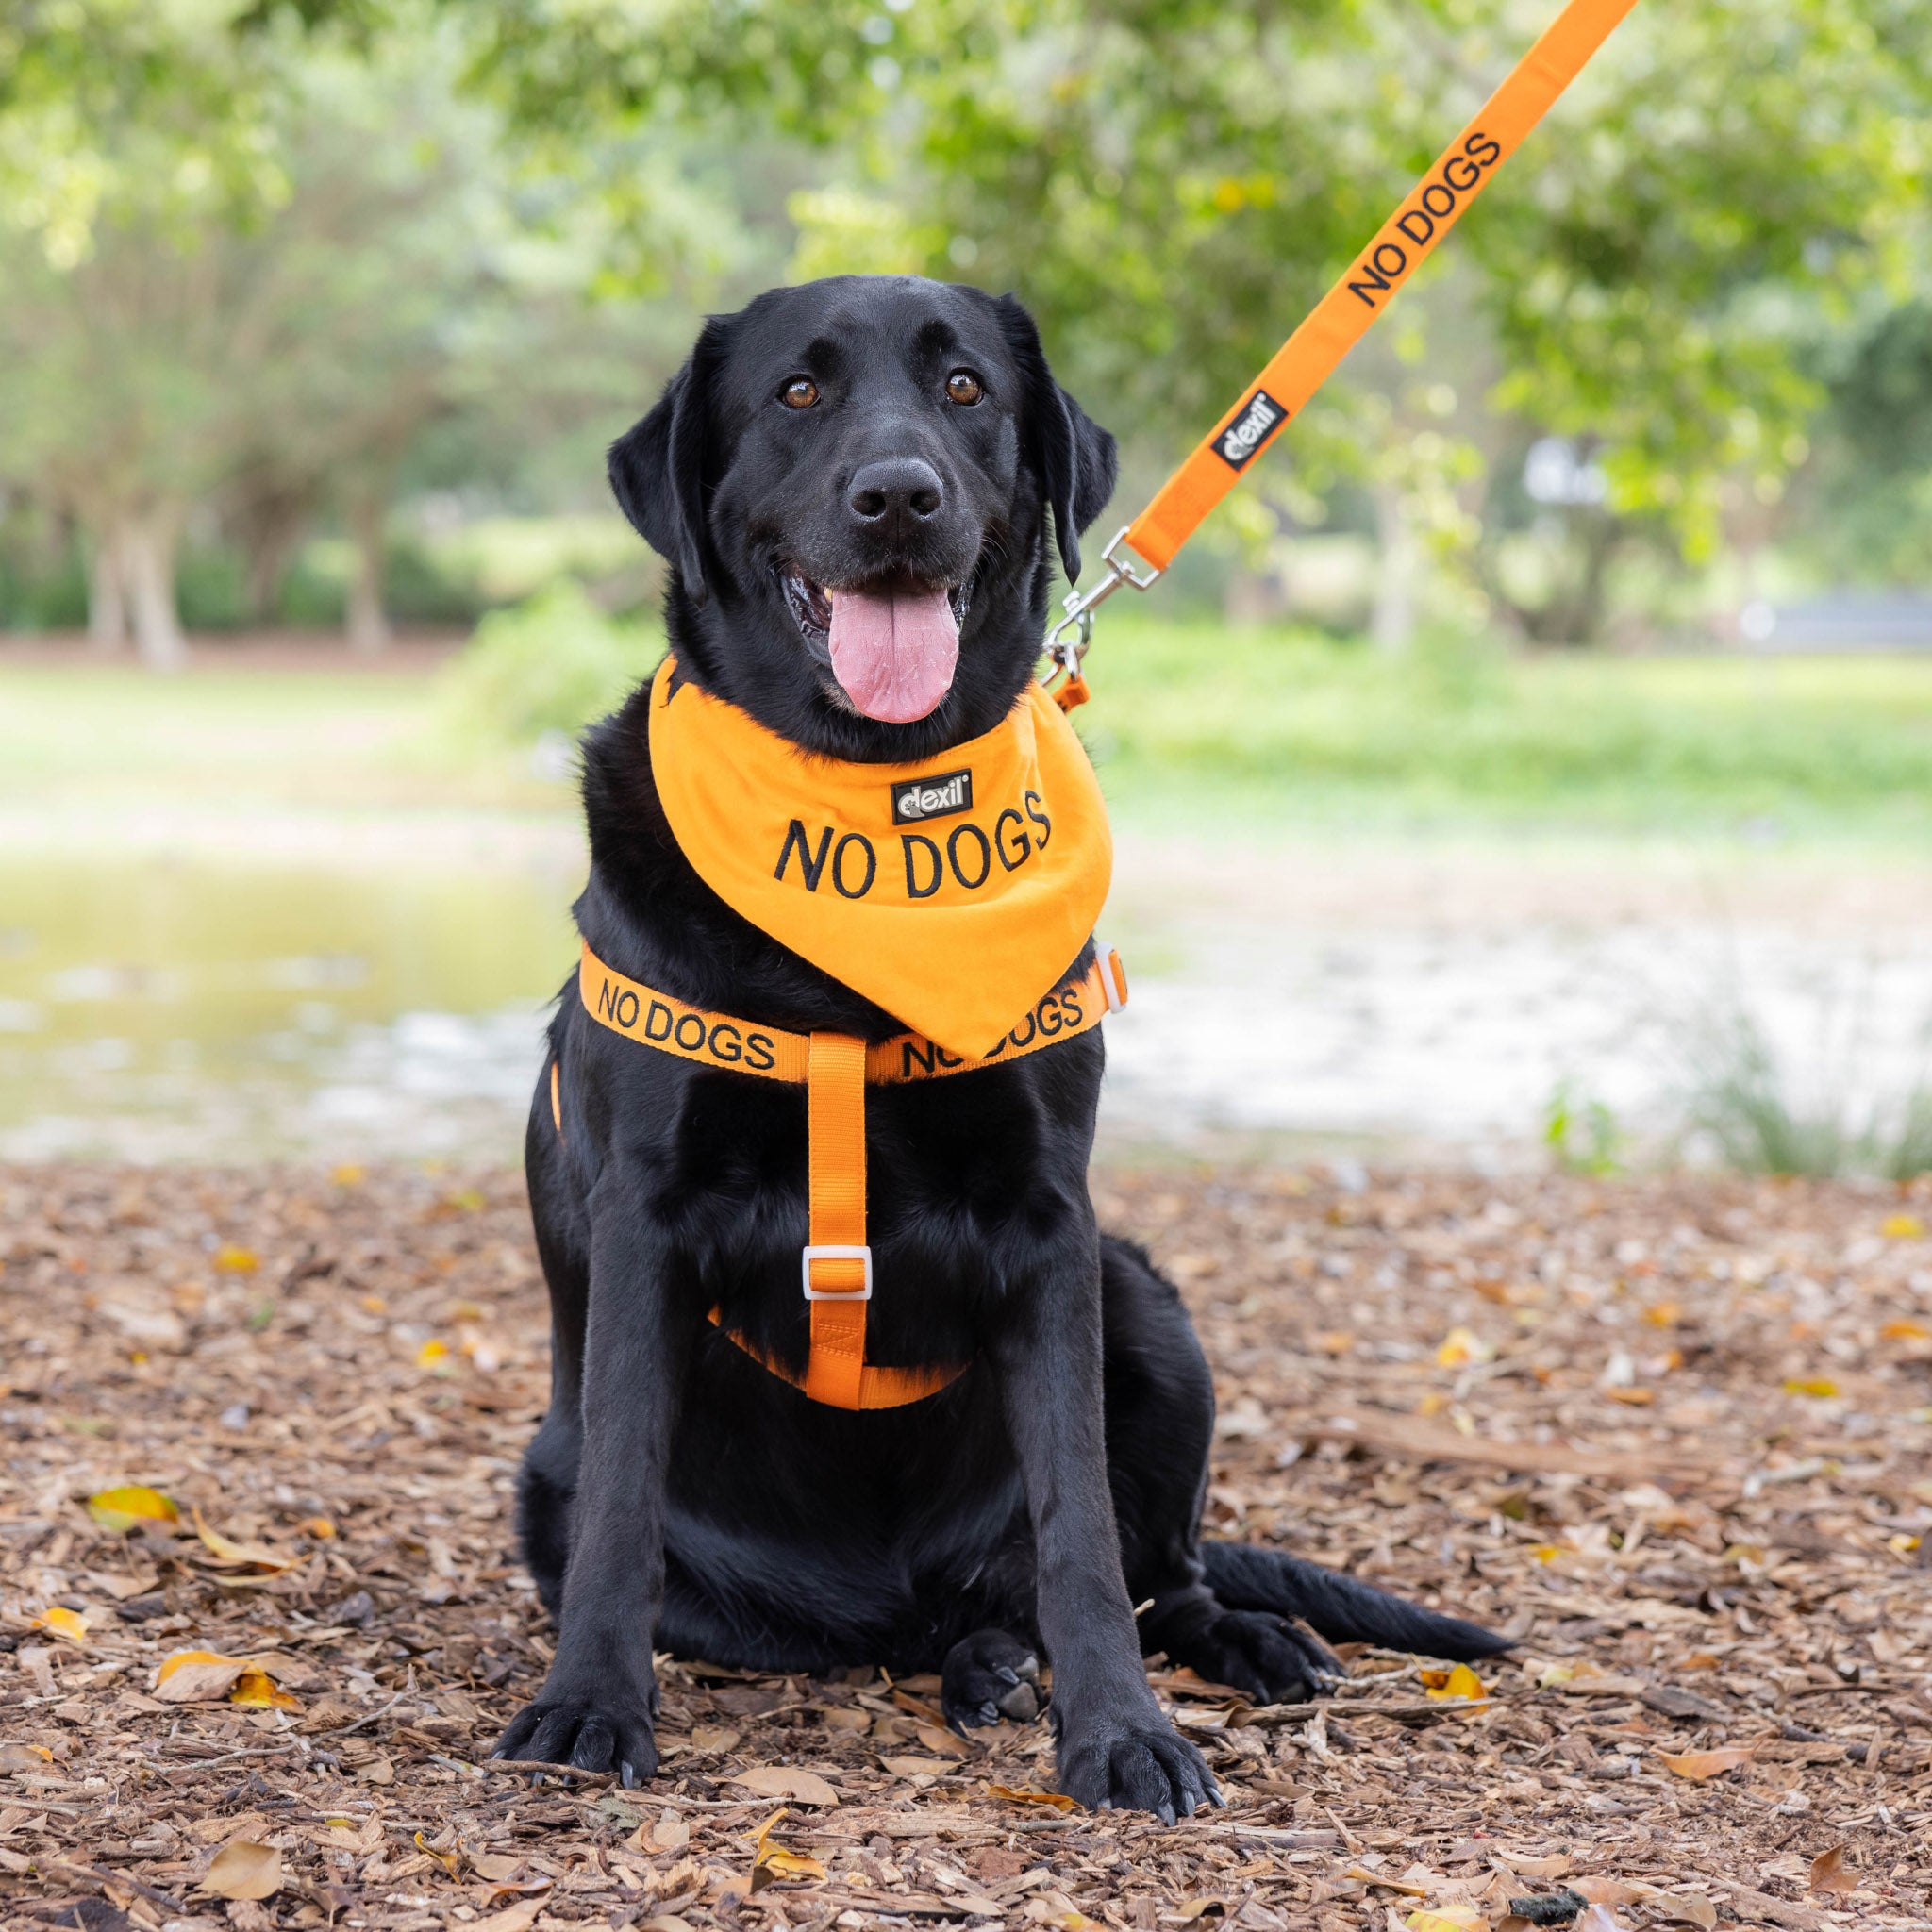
[1201,1542,1509,1662]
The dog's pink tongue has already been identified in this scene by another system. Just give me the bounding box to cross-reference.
[827,586,958,723]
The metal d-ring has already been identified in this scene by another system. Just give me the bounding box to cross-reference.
[1042,525,1162,688]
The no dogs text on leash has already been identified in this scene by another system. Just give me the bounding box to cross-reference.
[1043,0,1643,706]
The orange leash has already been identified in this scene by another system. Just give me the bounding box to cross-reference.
[565,940,1128,1408]
[1045,0,1642,684]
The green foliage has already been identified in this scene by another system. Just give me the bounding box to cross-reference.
[1543,1080,1623,1177]
[436,585,655,746]
[1677,1001,1932,1181]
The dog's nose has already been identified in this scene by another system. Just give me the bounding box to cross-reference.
[848,458,943,525]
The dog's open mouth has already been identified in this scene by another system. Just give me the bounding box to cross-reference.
[782,571,970,724]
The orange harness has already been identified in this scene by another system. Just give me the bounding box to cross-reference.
[558,939,1127,1409]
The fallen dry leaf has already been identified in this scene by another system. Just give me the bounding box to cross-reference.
[1657,1745,1756,1781]
[85,1483,180,1532]
[1407,1910,1486,1932]
[730,1766,840,1806]
[1174,1899,1227,1921]
[154,1649,251,1702]
[913,1720,973,1757]
[988,1785,1076,1811]
[688,1724,741,1753]
[1574,1909,1627,1932]
[0,1742,53,1770]
[192,1507,297,1573]
[200,1840,281,1901]
[1647,1890,1718,1929]
[475,1902,545,1932]
[1346,1866,1429,1897]
[1809,1845,1857,1895]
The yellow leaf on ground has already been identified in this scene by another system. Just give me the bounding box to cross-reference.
[1882,1320,1930,1341]
[988,1785,1076,1811]
[0,1743,53,1770]
[155,1649,252,1702]
[1422,1662,1486,1702]
[416,1338,452,1370]
[1783,1377,1840,1399]
[30,1606,90,1645]
[200,1840,281,1900]
[1435,1325,1492,1368]
[1809,1844,1857,1894]
[1657,1744,1755,1780]
[1407,1910,1486,1932]
[731,1766,841,1807]
[86,1484,180,1533]
[331,1163,366,1186]
[229,1667,300,1710]
[297,1514,336,1539]
[192,1507,296,1572]
[1882,1213,1924,1240]
[212,1245,259,1274]
[757,1848,827,1881]
[1604,1386,1655,1406]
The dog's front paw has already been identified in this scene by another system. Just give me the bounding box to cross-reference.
[941,1628,1043,1731]
[491,1685,658,1787]
[1057,1715,1222,1825]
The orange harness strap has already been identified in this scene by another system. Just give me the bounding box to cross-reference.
[568,940,1127,1410]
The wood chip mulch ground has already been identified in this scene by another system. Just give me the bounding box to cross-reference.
[7,1160,1932,1932]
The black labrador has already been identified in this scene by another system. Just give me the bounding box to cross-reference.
[493,275,1505,1820]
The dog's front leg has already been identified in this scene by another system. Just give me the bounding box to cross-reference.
[990,1216,1221,1824]
[493,1205,687,1785]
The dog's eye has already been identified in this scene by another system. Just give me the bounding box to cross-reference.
[780,377,820,410]
[945,370,984,406]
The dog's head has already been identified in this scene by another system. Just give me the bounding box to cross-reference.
[609,275,1117,758]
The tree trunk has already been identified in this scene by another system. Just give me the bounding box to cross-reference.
[345,493,391,655]
[1370,478,1417,656]
[87,526,128,653]
[122,512,187,673]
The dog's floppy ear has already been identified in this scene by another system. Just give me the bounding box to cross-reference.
[994,294,1118,583]
[608,320,728,604]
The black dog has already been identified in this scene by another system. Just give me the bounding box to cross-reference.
[493,275,1504,1820]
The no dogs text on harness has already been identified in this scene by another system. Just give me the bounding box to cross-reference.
[1044,0,1644,706]
[560,0,1639,1410]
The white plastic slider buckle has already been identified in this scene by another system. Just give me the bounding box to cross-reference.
[1097,942,1128,1014]
[802,1244,874,1299]
[1043,525,1162,686]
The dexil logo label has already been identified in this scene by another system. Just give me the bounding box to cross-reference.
[1214,390,1285,470]
[891,768,973,825]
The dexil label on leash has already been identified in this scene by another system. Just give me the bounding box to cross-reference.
[647,657,1112,1058]
[1214,390,1287,470]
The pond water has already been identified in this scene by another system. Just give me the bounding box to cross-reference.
[0,851,578,1163]
[4,831,1927,1167]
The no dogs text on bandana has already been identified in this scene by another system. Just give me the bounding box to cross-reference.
[647,657,1112,1059]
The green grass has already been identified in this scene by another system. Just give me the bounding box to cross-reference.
[8,615,1932,841]
[1085,614,1932,837]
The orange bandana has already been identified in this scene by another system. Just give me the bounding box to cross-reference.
[648,658,1112,1058]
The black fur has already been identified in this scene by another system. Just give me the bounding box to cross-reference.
[494,275,1505,1819]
